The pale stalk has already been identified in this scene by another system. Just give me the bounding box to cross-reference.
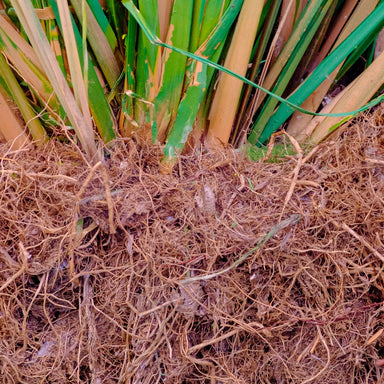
[0,87,30,149]
[374,28,384,59]
[310,49,384,144]
[270,0,307,63]
[11,0,99,161]
[251,0,327,114]
[206,0,263,147]
[57,0,93,127]
[287,0,376,141]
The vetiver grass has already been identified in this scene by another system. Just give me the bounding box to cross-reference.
[0,1,383,162]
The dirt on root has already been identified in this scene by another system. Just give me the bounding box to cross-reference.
[0,108,384,384]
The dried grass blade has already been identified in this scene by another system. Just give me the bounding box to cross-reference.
[56,0,92,127]
[310,49,384,144]
[0,48,47,142]
[70,0,121,90]
[0,85,30,149]
[207,0,261,147]
[11,0,98,160]
[255,1,384,145]
[153,0,194,143]
[287,0,377,141]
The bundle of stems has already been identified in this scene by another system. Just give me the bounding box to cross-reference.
[0,0,383,162]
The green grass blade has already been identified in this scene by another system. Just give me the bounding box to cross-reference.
[164,0,243,160]
[124,0,384,121]
[0,21,59,111]
[192,0,237,97]
[49,0,116,142]
[11,0,98,159]
[253,1,384,145]
[194,0,242,58]
[152,0,193,143]
[30,1,67,76]
[336,28,380,82]
[252,0,329,111]
[286,0,376,141]
[248,0,333,144]
[135,0,160,125]
[190,0,230,52]
[106,0,126,44]
[186,0,227,88]
[56,0,93,128]
[189,0,206,53]
[0,49,47,142]
[70,0,121,90]
[122,0,159,42]
[87,0,118,51]
[47,22,67,79]
[119,3,138,136]
[164,63,207,161]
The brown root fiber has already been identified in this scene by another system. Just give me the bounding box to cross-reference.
[1,108,384,383]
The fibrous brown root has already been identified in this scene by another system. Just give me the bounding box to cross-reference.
[0,108,384,383]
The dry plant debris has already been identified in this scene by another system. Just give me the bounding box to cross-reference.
[0,108,384,383]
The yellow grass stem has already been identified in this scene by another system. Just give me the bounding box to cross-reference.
[374,29,384,59]
[206,0,263,147]
[0,14,42,70]
[287,0,377,141]
[0,50,47,143]
[240,0,294,142]
[155,0,172,102]
[57,0,92,128]
[250,0,327,114]
[0,26,58,110]
[0,86,30,149]
[271,0,307,64]
[10,0,99,161]
[70,0,121,90]
[305,0,359,72]
[309,49,384,144]
[157,0,172,42]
